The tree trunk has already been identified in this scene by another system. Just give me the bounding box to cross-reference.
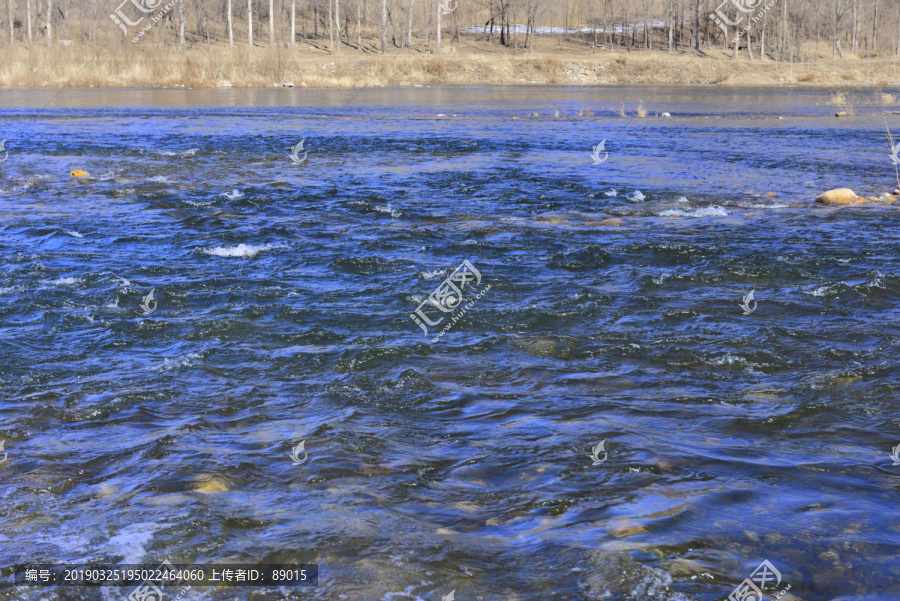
[26,0,31,43]
[268,0,274,45]
[833,0,837,65]
[529,8,534,53]
[406,0,411,52]
[667,0,673,51]
[436,0,441,52]
[873,0,879,56]
[694,0,700,51]
[179,0,185,46]
[359,0,363,49]
[7,0,13,48]
[380,0,386,52]
[227,0,233,45]
[248,0,253,46]
[499,0,505,46]
[334,0,340,50]
[327,0,333,49]
[290,0,295,46]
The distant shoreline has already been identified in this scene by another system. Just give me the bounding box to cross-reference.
[3,42,900,90]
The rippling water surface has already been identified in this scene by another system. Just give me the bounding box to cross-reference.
[1,85,900,601]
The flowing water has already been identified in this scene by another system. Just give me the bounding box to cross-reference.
[1,85,900,601]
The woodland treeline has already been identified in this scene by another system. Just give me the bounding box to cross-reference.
[4,0,900,60]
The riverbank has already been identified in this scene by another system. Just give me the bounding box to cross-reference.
[3,38,900,89]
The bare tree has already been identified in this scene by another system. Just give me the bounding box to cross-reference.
[872,0,879,55]
[694,0,700,51]
[7,0,13,47]
[248,0,253,46]
[269,0,274,44]
[381,0,386,52]
[227,0,233,45]
[26,0,31,43]
[334,0,340,50]
[290,0,295,46]
[46,0,51,46]
[327,0,332,48]
[436,0,441,52]
[407,0,412,52]
[179,0,185,45]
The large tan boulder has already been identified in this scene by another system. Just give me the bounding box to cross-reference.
[816,188,860,205]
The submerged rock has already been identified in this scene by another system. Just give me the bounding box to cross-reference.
[816,188,859,205]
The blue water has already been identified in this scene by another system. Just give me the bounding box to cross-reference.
[1,85,900,601]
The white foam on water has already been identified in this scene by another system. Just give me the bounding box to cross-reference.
[605,188,618,197]
[630,190,646,201]
[105,522,164,564]
[148,176,168,183]
[746,202,790,209]
[659,205,728,217]
[421,269,446,280]
[375,203,402,218]
[51,276,80,285]
[676,196,688,203]
[222,189,244,200]
[808,283,843,297]
[199,243,284,258]
[98,170,117,181]
[156,352,203,372]
[63,230,83,238]
[157,148,199,156]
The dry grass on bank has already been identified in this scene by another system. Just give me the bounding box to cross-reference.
[3,36,900,88]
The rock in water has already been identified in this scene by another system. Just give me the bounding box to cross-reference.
[816,188,859,205]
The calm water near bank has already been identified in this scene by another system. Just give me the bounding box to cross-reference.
[1,85,899,600]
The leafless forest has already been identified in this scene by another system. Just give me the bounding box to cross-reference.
[4,0,900,60]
